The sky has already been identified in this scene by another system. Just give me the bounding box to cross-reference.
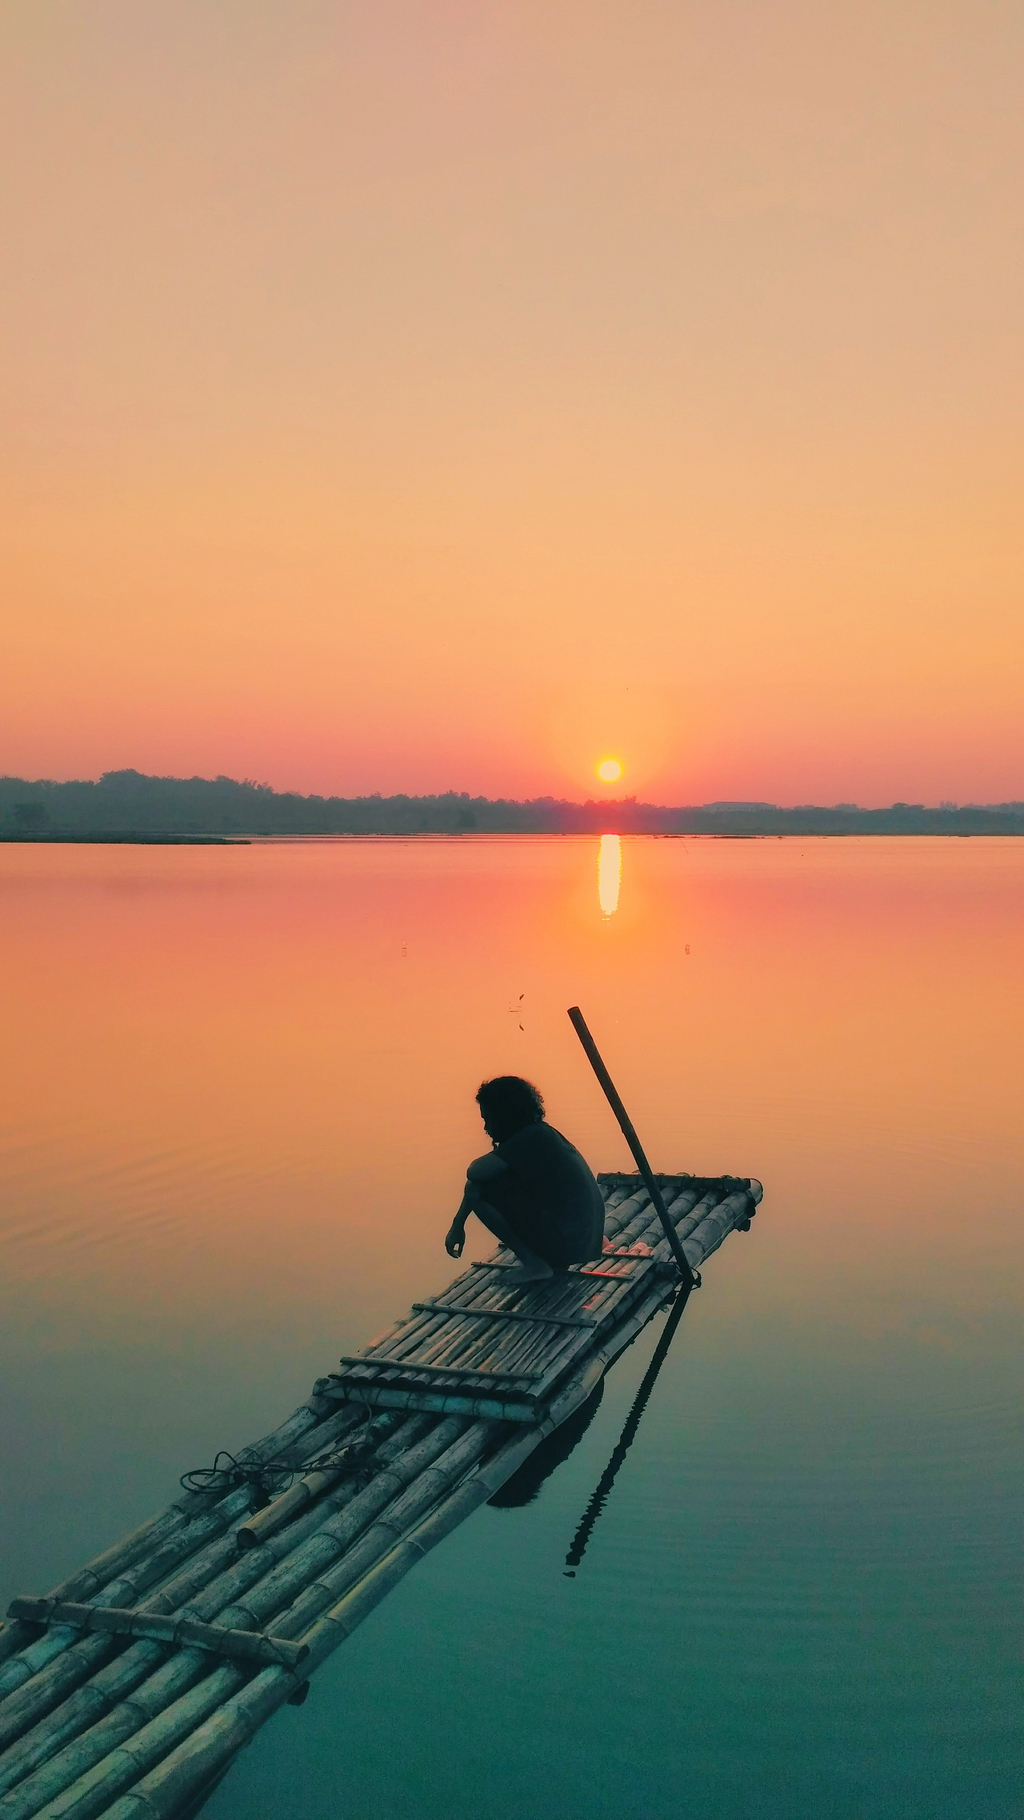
[2,1,1021,806]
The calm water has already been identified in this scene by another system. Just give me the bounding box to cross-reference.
[1,837,1021,1819]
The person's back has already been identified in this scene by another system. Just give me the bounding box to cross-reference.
[445,1074,605,1282]
[492,1118,605,1268]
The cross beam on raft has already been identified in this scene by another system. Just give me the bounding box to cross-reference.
[0,1169,762,1820]
[411,1301,597,1329]
[5,1602,307,1670]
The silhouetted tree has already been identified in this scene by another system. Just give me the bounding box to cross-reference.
[13,802,48,830]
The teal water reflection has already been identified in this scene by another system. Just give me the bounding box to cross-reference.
[0,837,1021,1819]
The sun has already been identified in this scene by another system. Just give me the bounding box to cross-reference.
[597,758,622,783]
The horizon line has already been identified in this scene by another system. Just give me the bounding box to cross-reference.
[3,768,1023,814]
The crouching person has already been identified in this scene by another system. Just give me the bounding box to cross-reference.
[445,1075,605,1283]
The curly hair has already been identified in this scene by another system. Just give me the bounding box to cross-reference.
[476,1075,545,1142]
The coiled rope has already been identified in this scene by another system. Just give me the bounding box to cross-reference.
[180,1418,390,1510]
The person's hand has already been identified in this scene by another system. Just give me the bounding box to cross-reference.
[445,1220,466,1259]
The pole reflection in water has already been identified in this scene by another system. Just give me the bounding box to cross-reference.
[563,1286,690,1575]
[598,833,622,917]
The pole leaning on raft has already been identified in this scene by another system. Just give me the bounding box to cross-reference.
[567,1005,696,1291]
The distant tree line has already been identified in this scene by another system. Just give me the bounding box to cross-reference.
[2,769,1023,838]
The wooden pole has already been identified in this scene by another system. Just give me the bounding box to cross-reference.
[567,1006,695,1289]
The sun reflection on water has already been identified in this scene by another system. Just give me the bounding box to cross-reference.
[598,833,621,917]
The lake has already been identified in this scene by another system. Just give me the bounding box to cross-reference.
[1,835,1021,1819]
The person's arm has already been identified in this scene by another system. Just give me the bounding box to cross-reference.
[445,1154,510,1256]
[445,1187,473,1257]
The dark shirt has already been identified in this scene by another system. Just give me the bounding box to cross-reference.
[495,1121,605,1263]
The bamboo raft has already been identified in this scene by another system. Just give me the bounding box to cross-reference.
[0,1170,762,1820]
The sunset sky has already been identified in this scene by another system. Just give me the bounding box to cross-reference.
[2,1,1021,805]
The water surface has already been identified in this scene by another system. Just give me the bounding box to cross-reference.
[1,837,1021,1818]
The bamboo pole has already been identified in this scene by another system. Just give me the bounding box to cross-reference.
[603,1183,639,1211]
[612,1185,699,1250]
[674,1187,759,1267]
[601,1189,652,1240]
[0,1407,371,1749]
[648,1185,759,1268]
[90,1297,675,1820]
[0,1400,350,1702]
[18,1263,679,1820]
[0,1397,380,1769]
[0,1420,434,1812]
[0,1397,328,1670]
[342,1181,647,1386]
[602,1199,654,1247]
[11,1417,444,1810]
[353,1210,660,1392]
[209,1420,470,1636]
[29,1662,248,1820]
[567,1007,695,1287]
[327,1248,664,1417]
[646,1188,718,1259]
[616,1181,742,1267]
[233,1410,399,1552]
[22,1425,496,1820]
[321,1382,540,1421]
[299,1283,669,1620]
[412,1302,594,1329]
[234,1466,344,1553]
[269,1423,500,1640]
[325,1242,674,1422]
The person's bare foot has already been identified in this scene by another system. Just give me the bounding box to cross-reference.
[504,1259,555,1284]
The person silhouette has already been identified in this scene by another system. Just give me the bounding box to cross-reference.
[445,1076,605,1284]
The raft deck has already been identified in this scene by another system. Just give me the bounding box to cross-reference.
[325,1173,757,1421]
[0,1171,761,1820]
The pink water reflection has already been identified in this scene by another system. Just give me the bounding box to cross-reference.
[1,836,1021,1376]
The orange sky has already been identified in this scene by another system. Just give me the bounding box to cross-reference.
[2,2,1021,805]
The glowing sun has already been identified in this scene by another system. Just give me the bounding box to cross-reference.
[597,758,622,783]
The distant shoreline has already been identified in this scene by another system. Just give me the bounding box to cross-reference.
[2,771,1022,839]
[3,830,1022,846]
[0,832,247,846]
